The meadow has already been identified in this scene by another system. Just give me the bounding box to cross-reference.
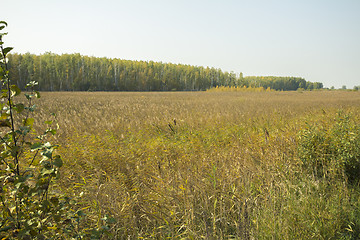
[32,90,360,239]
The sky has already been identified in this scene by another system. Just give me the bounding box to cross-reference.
[2,0,360,88]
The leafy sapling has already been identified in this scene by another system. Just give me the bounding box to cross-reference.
[0,20,114,239]
[0,20,65,239]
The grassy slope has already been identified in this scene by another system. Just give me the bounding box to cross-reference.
[33,91,360,239]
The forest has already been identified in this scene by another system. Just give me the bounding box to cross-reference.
[7,52,323,92]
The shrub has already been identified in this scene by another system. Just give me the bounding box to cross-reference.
[0,20,113,239]
[298,112,360,184]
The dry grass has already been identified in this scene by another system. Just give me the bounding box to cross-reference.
[29,91,360,239]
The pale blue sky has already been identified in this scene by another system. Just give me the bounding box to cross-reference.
[3,0,360,88]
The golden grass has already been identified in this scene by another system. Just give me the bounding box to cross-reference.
[30,91,360,239]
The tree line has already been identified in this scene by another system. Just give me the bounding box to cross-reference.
[7,52,323,91]
[242,76,323,91]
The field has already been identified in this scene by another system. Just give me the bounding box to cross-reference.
[33,91,360,239]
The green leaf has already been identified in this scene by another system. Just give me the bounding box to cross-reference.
[14,103,24,113]
[25,104,37,112]
[15,182,23,189]
[0,21,8,27]
[11,146,20,157]
[10,85,21,97]
[19,125,30,135]
[41,168,55,175]
[2,47,13,56]
[35,91,41,98]
[0,111,9,117]
[1,89,8,99]
[31,142,43,150]
[40,159,52,168]
[45,120,53,125]
[42,147,53,159]
[46,129,57,135]
[53,155,63,168]
[26,81,38,88]
[23,118,34,126]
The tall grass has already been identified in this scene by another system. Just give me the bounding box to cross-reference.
[32,91,360,239]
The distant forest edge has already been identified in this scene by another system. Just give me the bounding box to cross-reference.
[8,53,323,91]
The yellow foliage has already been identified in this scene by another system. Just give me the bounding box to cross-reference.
[207,85,271,92]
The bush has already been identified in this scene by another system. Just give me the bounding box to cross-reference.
[0,20,113,239]
[298,112,360,184]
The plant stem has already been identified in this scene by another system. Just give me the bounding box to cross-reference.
[0,40,19,175]
[1,35,21,230]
